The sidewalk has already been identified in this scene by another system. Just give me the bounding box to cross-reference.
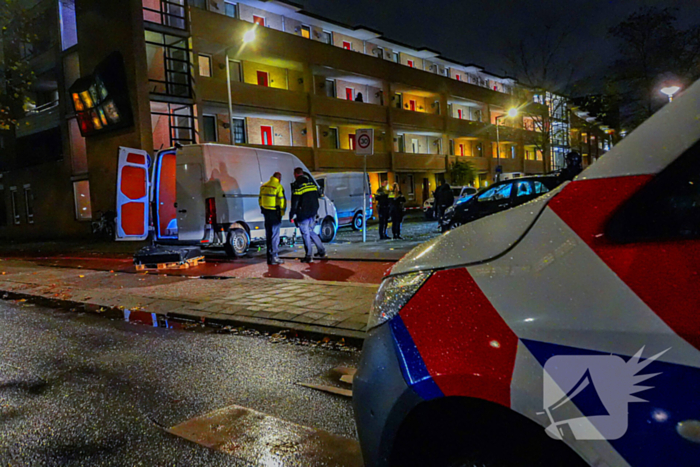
[0,259,376,340]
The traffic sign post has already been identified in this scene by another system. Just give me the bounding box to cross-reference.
[355,129,374,243]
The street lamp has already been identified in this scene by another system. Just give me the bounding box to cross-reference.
[660,85,681,102]
[226,28,257,144]
[495,107,518,182]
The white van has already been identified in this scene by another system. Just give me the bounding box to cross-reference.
[115,144,338,258]
[313,172,372,231]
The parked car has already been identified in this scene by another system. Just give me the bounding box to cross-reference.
[423,186,477,219]
[314,172,373,231]
[115,144,338,257]
[440,175,560,232]
[354,79,700,467]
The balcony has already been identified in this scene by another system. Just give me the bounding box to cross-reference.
[394,153,447,172]
[524,159,546,174]
[143,0,187,30]
[446,118,489,137]
[311,96,388,124]
[449,155,489,172]
[198,79,310,115]
[316,149,391,171]
[390,108,444,131]
[243,144,313,168]
[16,101,60,138]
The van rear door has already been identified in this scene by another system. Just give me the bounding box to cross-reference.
[115,147,150,241]
[176,155,206,242]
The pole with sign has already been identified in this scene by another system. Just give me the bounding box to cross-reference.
[355,129,374,243]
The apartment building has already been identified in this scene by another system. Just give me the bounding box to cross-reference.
[0,0,546,240]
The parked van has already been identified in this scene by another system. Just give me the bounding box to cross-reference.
[115,144,338,258]
[313,172,372,230]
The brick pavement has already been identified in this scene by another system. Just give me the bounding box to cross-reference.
[0,259,377,339]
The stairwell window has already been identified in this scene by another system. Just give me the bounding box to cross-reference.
[198,54,212,78]
[10,188,20,225]
[73,180,93,221]
[23,185,34,224]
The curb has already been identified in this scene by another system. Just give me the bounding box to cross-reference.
[0,288,368,347]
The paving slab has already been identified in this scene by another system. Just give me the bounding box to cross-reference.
[0,259,376,339]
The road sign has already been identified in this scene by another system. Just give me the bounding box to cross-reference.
[355,129,374,155]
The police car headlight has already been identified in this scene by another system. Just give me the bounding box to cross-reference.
[367,271,432,329]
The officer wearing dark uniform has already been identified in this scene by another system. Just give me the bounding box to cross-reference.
[290,168,327,263]
[375,180,391,240]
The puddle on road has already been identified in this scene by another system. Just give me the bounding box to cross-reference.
[168,404,363,467]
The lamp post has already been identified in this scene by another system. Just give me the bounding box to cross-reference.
[660,85,681,103]
[495,107,518,182]
[226,27,257,144]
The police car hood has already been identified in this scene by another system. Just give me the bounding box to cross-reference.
[391,191,555,276]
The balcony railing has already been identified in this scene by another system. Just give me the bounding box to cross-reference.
[143,0,187,30]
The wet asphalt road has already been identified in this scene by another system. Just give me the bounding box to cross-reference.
[0,300,360,466]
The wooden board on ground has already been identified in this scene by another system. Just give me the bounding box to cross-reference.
[168,404,362,467]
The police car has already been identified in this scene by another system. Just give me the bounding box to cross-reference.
[353,79,700,467]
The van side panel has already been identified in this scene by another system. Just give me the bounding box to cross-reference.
[204,145,264,238]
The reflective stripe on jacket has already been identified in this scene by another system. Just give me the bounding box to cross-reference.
[291,175,320,221]
[259,176,287,212]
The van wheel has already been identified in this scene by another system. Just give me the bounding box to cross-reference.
[320,218,336,243]
[352,211,364,231]
[224,228,249,258]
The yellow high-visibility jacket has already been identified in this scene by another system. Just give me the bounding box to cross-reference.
[259,176,287,212]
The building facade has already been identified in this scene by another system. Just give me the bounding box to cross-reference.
[1,0,549,240]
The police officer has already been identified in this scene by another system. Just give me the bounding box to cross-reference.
[375,180,391,240]
[290,167,327,263]
[259,171,286,265]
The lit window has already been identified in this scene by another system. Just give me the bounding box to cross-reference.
[301,26,311,39]
[198,54,212,78]
[73,180,93,221]
[59,0,78,50]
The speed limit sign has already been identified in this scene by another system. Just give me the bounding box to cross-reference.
[355,129,374,155]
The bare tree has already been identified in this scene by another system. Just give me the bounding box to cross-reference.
[609,7,700,128]
[504,24,577,172]
[0,0,36,128]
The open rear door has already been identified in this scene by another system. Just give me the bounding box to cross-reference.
[116,147,150,241]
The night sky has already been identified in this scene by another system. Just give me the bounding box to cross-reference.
[297,0,700,84]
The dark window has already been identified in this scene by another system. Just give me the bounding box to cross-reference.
[607,139,700,243]
[24,186,34,224]
[190,0,206,8]
[0,189,6,226]
[145,31,192,98]
[150,102,196,150]
[202,115,217,142]
[15,128,63,168]
[10,189,20,225]
[232,118,246,144]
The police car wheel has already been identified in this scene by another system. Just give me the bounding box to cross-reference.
[320,218,336,243]
[224,228,249,258]
[352,212,364,231]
